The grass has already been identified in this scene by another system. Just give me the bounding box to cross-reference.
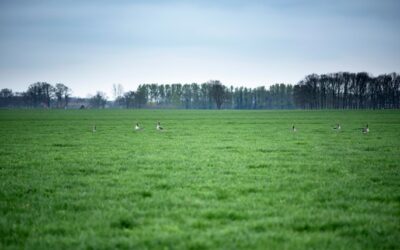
[0,109,399,249]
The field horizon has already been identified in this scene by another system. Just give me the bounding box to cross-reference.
[1,109,399,249]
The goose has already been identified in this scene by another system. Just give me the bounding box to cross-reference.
[135,123,142,131]
[333,123,341,131]
[156,121,163,131]
[362,124,369,134]
[292,124,297,132]
[92,124,96,133]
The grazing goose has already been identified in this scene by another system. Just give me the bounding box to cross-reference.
[156,121,163,131]
[362,124,369,134]
[135,123,142,131]
[92,124,96,133]
[292,124,297,132]
[333,123,341,131]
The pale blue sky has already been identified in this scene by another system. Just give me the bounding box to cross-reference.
[1,0,399,97]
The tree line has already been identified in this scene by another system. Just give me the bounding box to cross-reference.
[294,72,400,109]
[114,81,294,109]
[0,82,71,108]
[1,72,399,109]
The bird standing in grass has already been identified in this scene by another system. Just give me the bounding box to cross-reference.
[135,123,142,131]
[362,124,369,134]
[333,123,341,131]
[292,124,297,132]
[156,121,163,131]
[92,124,96,133]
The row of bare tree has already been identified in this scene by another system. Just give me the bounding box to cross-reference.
[294,72,400,109]
[1,72,399,109]
[0,82,71,108]
[114,81,294,109]
[0,82,109,109]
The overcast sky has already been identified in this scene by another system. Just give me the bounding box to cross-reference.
[1,0,399,98]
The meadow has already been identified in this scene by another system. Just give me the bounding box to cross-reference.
[0,109,399,249]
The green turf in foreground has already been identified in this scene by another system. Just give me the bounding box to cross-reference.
[0,109,399,249]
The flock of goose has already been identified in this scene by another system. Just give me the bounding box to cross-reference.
[92,122,370,134]
[92,121,164,133]
[292,123,369,134]
[134,121,164,131]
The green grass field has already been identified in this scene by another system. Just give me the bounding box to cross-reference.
[0,109,399,249]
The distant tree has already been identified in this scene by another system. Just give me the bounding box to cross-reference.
[182,84,192,109]
[340,72,350,109]
[200,83,210,109]
[392,73,400,108]
[241,87,248,109]
[54,84,63,108]
[114,96,125,108]
[233,87,243,109]
[293,81,313,109]
[54,83,71,108]
[158,85,166,105]
[0,88,13,107]
[165,84,172,106]
[355,72,370,109]
[90,92,107,108]
[228,86,234,108]
[64,88,71,108]
[209,80,225,109]
[26,82,54,108]
[171,84,182,107]
[111,84,124,108]
[292,71,400,109]
[149,84,159,104]
[112,84,124,100]
[123,91,135,108]
[135,85,148,108]
[191,83,200,109]
[224,85,234,109]
[0,88,13,98]
[283,84,294,109]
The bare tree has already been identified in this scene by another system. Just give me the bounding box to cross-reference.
[112,84,124,100]
[26,82,54,108]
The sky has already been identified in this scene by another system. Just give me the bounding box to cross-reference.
[0,0,399,98]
